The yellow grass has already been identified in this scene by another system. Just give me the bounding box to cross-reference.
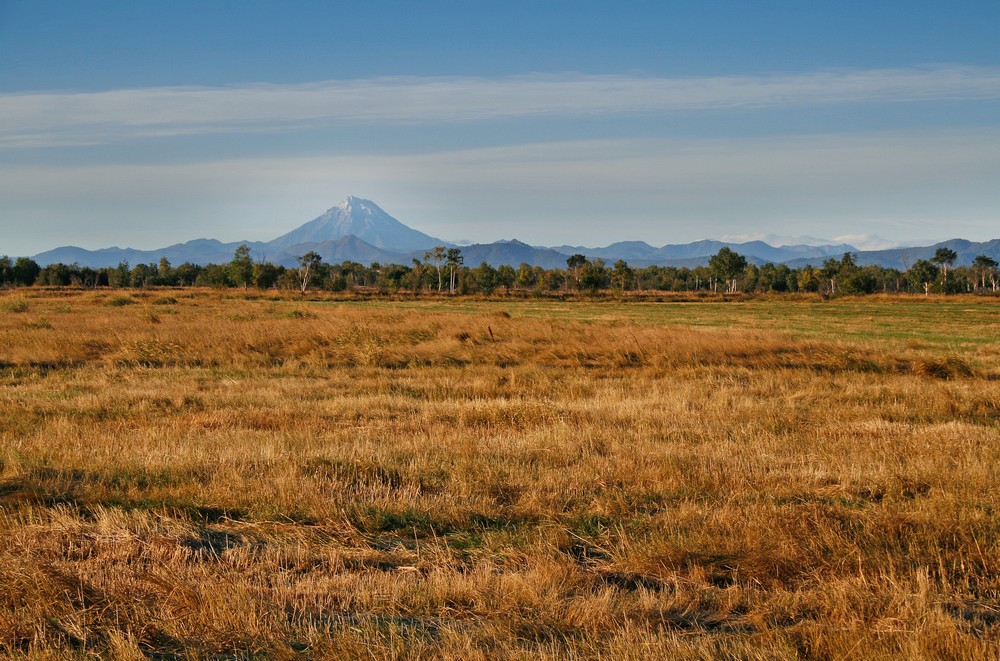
[1,289,998,658]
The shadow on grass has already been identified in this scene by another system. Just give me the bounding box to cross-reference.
[0,466,246,523]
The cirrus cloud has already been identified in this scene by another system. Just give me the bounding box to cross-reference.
[2,65,1000,148]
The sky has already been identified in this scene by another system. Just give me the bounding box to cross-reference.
[2,0,999,256]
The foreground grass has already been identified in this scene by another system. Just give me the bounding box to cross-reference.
[1,289,999,659]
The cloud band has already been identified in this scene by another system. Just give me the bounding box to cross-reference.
[3,66,1000,148]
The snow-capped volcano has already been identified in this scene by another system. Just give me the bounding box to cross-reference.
[267,196,447,252]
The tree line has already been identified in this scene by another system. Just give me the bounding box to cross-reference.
[1,245,997,296]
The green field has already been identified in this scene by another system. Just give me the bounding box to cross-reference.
[344,296,1000,354]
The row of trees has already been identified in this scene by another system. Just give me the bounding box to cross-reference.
[2,246,997,296]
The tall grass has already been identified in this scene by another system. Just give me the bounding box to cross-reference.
[0,289,998,658]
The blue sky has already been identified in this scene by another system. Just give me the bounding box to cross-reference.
[2,1,999,256]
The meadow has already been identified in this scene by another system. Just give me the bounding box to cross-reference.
[1,289,998,659]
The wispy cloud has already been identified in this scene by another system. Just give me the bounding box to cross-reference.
[2,66,1000,148]
[720,233,911,251]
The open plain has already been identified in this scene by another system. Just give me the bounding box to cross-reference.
[1,289,998,659]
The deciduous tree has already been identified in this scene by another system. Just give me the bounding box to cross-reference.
[446,248,464,293]
[473,262,497,294]
[909,260,939,296]
[424,246,447,292]
[611,259,634,291]
[11,257,41,286]
[229,244,254,290]
[253,261,280,290]
[297,251,322,294]
[708,248,747,294]
[579,259,609,293]
[972,255,997,292]
[157,257,176,286]
[932,247,957,278]
[566,254,588,291]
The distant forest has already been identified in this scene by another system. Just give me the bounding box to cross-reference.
[2,245,998,296]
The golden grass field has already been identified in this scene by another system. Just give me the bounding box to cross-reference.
[1,289,999,659]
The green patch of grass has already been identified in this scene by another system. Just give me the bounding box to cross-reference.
[105,295,136,307]
[352,506,443,536]
[565,512,614,538]
[2,299,29,313]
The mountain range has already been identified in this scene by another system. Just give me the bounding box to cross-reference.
[30,197,1000,270]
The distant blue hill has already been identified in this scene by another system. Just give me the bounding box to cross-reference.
[430,240,570,270]
[552,239,859,267]
[781,238,1000,270]
[34,239,273,269]
[28,197,1000,270]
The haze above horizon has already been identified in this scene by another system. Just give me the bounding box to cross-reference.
[2,1,999,257]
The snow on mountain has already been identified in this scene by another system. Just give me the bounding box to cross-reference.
[267,196,447,253]
[720,232,913,252]
[720,233,835,247]
[830,234,916,251]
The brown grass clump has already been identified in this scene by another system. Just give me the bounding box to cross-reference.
[0,289,998,658]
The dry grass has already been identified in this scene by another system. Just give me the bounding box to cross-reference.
[1,289,999,659]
